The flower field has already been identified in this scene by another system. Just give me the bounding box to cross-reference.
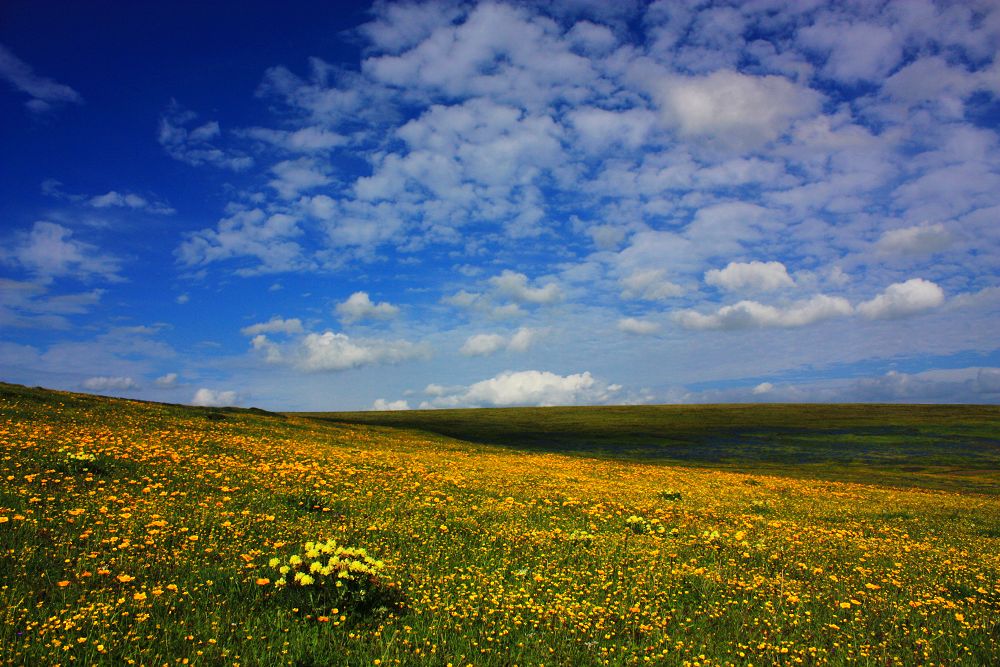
[1,382,998,666]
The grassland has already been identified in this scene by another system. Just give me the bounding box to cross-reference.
[2,382,998,666]
[305,403,1000,494]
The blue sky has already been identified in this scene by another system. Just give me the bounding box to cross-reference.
[2,0,1000,410]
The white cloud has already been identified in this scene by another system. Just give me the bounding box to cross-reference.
[2,221,122,283]
[158,102,252,170]
[460,327,542,356]
[460,333,506,356]
[87,191,175,215]
[269,158,331,199]
[0,42,83,113]
[569,107,656,154]
[363,2,597,109]
[851,369,967,402]
[798,19,902,84]
[352,96,565,239]
[876,223,952,256]
[422,369,622,408]
[675,294,852,330]
[978,368,1000,394]
[191,388,239,407]
[489,270,562,304]
[491,303,525,319]
[617,317,660,335]
[566,19,618,54]
[881,56,979,117]
[508,326,541,351]
[242,126,346,152]
[359,1,466,54]
[177,208,308,275]
[155,373,178,387]
[0,279,104,329]
[83,376,138,392]
[620,269,684,301]
[857,279,945,320]
[251,331,429,373]
[679,367,1000,404]
[335,292,400,323]
[704,261,794,292]
[371,398,411,411]
[442,290,481,308]
[240,317,305,336]
[657,70,821,149]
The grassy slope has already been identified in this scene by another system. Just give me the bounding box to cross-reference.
[302,403,1000,494]
[3,382,999,666]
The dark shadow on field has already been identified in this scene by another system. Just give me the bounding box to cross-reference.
[297,403,1000,493]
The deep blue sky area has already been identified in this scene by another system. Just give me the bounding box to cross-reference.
[2,0,999,410]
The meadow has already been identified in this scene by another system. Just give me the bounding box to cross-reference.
[1,381,998,666]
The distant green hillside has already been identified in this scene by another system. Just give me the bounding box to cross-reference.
[301,403,1000,493]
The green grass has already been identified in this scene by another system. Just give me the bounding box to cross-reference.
[2,382,999,666]
[301,403,1000,493]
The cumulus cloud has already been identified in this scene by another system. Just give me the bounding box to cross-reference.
[362,2,598,108]
[705,261,794,292]
[269,158,331,199]
[88,191,175,215]
[617,317,660,335]
[876,223,952,256]
[0,42,83,113]
[442,290,481,309]
[242,126,346,152]
[158,102,252,170]
[0,279,104,329]
[240,317,305,336]
[620,269,684,301]
[675,295,852,330]
[860,367,1000,403]
[569,107,656,154]
[857,279,945,320]
[799,18,902,84]
[460,327,542,356]
[421,370,622,408]
[250,328,427,373]
[371,398,411,411]
[2,221,122,283]
[359,1,467,53]
[176,208,308,275]
[978,368,1000,394]
[678,366,1000,404]
[155,373,178,387]
[191,388,239,407]
[489,270,562,304]
[296,332,425,372]
[83,376,138,392]
[460,333,506,356]
[658,70,821,149]
[335,292,399,323]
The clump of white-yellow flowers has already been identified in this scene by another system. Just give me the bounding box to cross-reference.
[58,447,101,473]
[267,538,384,589]
[626,515,676,536]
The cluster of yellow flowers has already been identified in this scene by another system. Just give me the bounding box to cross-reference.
[267,538,385,589]
[625,514,669,536]
[564,529,595,545]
